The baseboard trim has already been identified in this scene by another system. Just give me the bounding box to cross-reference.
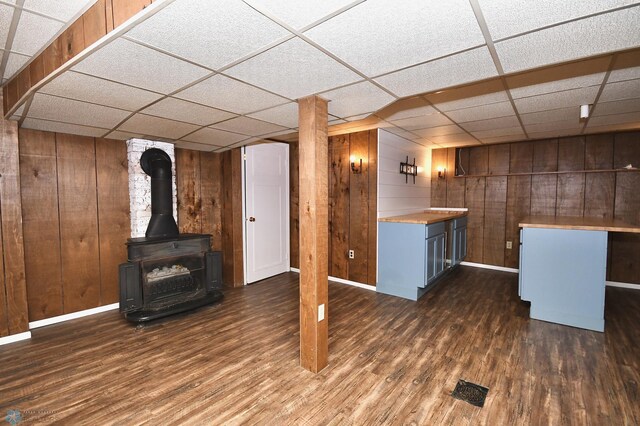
[29,303,119,329]
[0,331,32,346]
[460,261,519,274]
[290,268,376,292]
[606,281,640,290]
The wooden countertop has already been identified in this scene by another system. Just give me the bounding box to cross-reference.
[379,211,467,224]
[519,216,640,233]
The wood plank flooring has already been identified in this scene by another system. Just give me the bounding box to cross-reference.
[1,267,639,424]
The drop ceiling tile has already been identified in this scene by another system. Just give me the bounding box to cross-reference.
[520,107,578,125]
[22,118,108,137]
[587,111,640,127]
[478,0,637,40]
[11,11,62,56]
[514,86,599,114]
[329,118,347,125]
[584,122,640,134]
[244,0,356,29]
[175,74,288,114]
[599,79,640,102]
[608,50,640,82]
[40,71,163,111]
[125,0,291,70]
[304,0,484,76]
[446,101,515,123]
[106,130,145,141]
[247,102,299,128]
[344,112,372,122]
[437,140,481,148]
[23,0,95,21]
[211,116,287,136]
[1,5,13,49]
[528,129,584,139]
[375,97,437,121]
[182,127,248,146]
[471,126,525,139]
[73,38,210,94]
[481,135,527,145]
[495,7,640,73]
[460,115,521,132]
[508,72,606,100]
[414,125,465,138]
[593,98,640,116]
[374,47,499,98]
[29,93,131,128]
[382,127,419,140]
[118,114,200,140]
[225,38,362,99]
[429,133,478,145]
[320,81,395,118]
[174,140,220,151]
[142,97,237,126]
[390,113,453,130]
[524,119,582,133]
[3,52,29,80]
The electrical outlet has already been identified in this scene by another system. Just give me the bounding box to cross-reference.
[506,241,513,249]
[318,304,325,322]
[348,250,355,259]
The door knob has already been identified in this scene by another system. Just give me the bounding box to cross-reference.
[249,217,256,222]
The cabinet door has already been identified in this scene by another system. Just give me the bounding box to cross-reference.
[454,226,467,264]
[425,235,438,284]
[436,233,446,275]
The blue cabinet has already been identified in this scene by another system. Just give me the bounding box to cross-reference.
[451,217,467,266]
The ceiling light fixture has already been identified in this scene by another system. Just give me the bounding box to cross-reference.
[580,104,590,119]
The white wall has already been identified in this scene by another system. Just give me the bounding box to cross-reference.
[377,129,432,218]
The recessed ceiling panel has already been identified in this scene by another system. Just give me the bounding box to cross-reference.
[389,113,453,130]
[40,71,163,111]
[248,102,299,128]
[225,38,362,99]
[592,98,640,116]
[211,116,287,136]
[22,118,108,138]
[599,79,640,102]
[11,11,62,56]
[23,0,96,21]
[28,93,130,128]
[514,86,600,114]
[374,47,498,98]
[182,127,248,146]
[125,0,291,70]
[375,97,437,121]
[446,101,515,123]
[320,81,395,118]
[244,0,357,29]
[460,115,521,132]
[478,0,637,40]
[142,97,237,126]
[72,38,210,94]
[118,113,200,140]
[495,7,640,73]
[520,107,577,125]
[304,0,484,76]
[175,74,288,114]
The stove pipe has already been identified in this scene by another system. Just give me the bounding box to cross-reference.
[140,148,179,238]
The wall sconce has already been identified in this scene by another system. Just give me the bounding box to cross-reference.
[580,104,590,119]
[350,155,362,174]
[399,156,417,184]
[437,166,446,179]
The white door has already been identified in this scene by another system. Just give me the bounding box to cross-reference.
[245,143,290,284]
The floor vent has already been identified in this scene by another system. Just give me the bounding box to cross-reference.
[451,379,489,407]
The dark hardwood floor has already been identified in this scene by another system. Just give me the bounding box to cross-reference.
[1,266,638,424]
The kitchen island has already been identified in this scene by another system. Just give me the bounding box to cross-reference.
[519,216,640,332]
[377,210,467,301]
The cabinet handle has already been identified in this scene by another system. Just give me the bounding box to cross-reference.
[249,217,256,222]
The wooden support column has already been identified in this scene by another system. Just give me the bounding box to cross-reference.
[298,95,329,373]
[0,113,29,335]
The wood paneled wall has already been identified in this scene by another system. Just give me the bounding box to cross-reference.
[290,129,378,286]
[18,129,130,321]
[431,131,640,284]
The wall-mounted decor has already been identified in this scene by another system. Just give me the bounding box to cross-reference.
[400,156,417,184]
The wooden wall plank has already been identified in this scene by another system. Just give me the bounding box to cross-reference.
[83,0,108,47]
[585,134,613,170]
[176,149,202,234]
[530,175,557,215]
[56,134,101,313]
[29,55,45,88]
[509,141,533,173]
[557,137,585,171]
[289,142,299,269]
[43,39,63,76]
[584,173,615,219]
[200,152,223,251]
[556,173,585,217]
[329,134,350,279]
[610,172,640,283]
[0,118,29,333]
[111,0,151,28]
[456,146,470,176]
[483,176,507,266]
[446,149,465,207]
[367,130,378,286]
[430,149,447,206]
[532,139,558,172]
[62,19,85,62]
[468,146,489,176]
[505,175,531,268]
[488,144,510,175]
[16,69,31,101]
[221,149,244,287]
[613,132,640,169]
[95,138,129,305]
[0,193,6,336]
[465,177,485,263]
[18,129,63,321]
[348,131,370,283]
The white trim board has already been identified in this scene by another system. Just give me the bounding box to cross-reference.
[29,303,119,329]
[606,281,640,290]
[289,267,375,292]
[0,331,32,346]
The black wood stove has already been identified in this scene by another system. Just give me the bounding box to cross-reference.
[119,148,223,322]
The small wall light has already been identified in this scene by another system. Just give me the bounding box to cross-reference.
[350,155,362,174]
[399,156,418,184]
[437,166,446,179]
